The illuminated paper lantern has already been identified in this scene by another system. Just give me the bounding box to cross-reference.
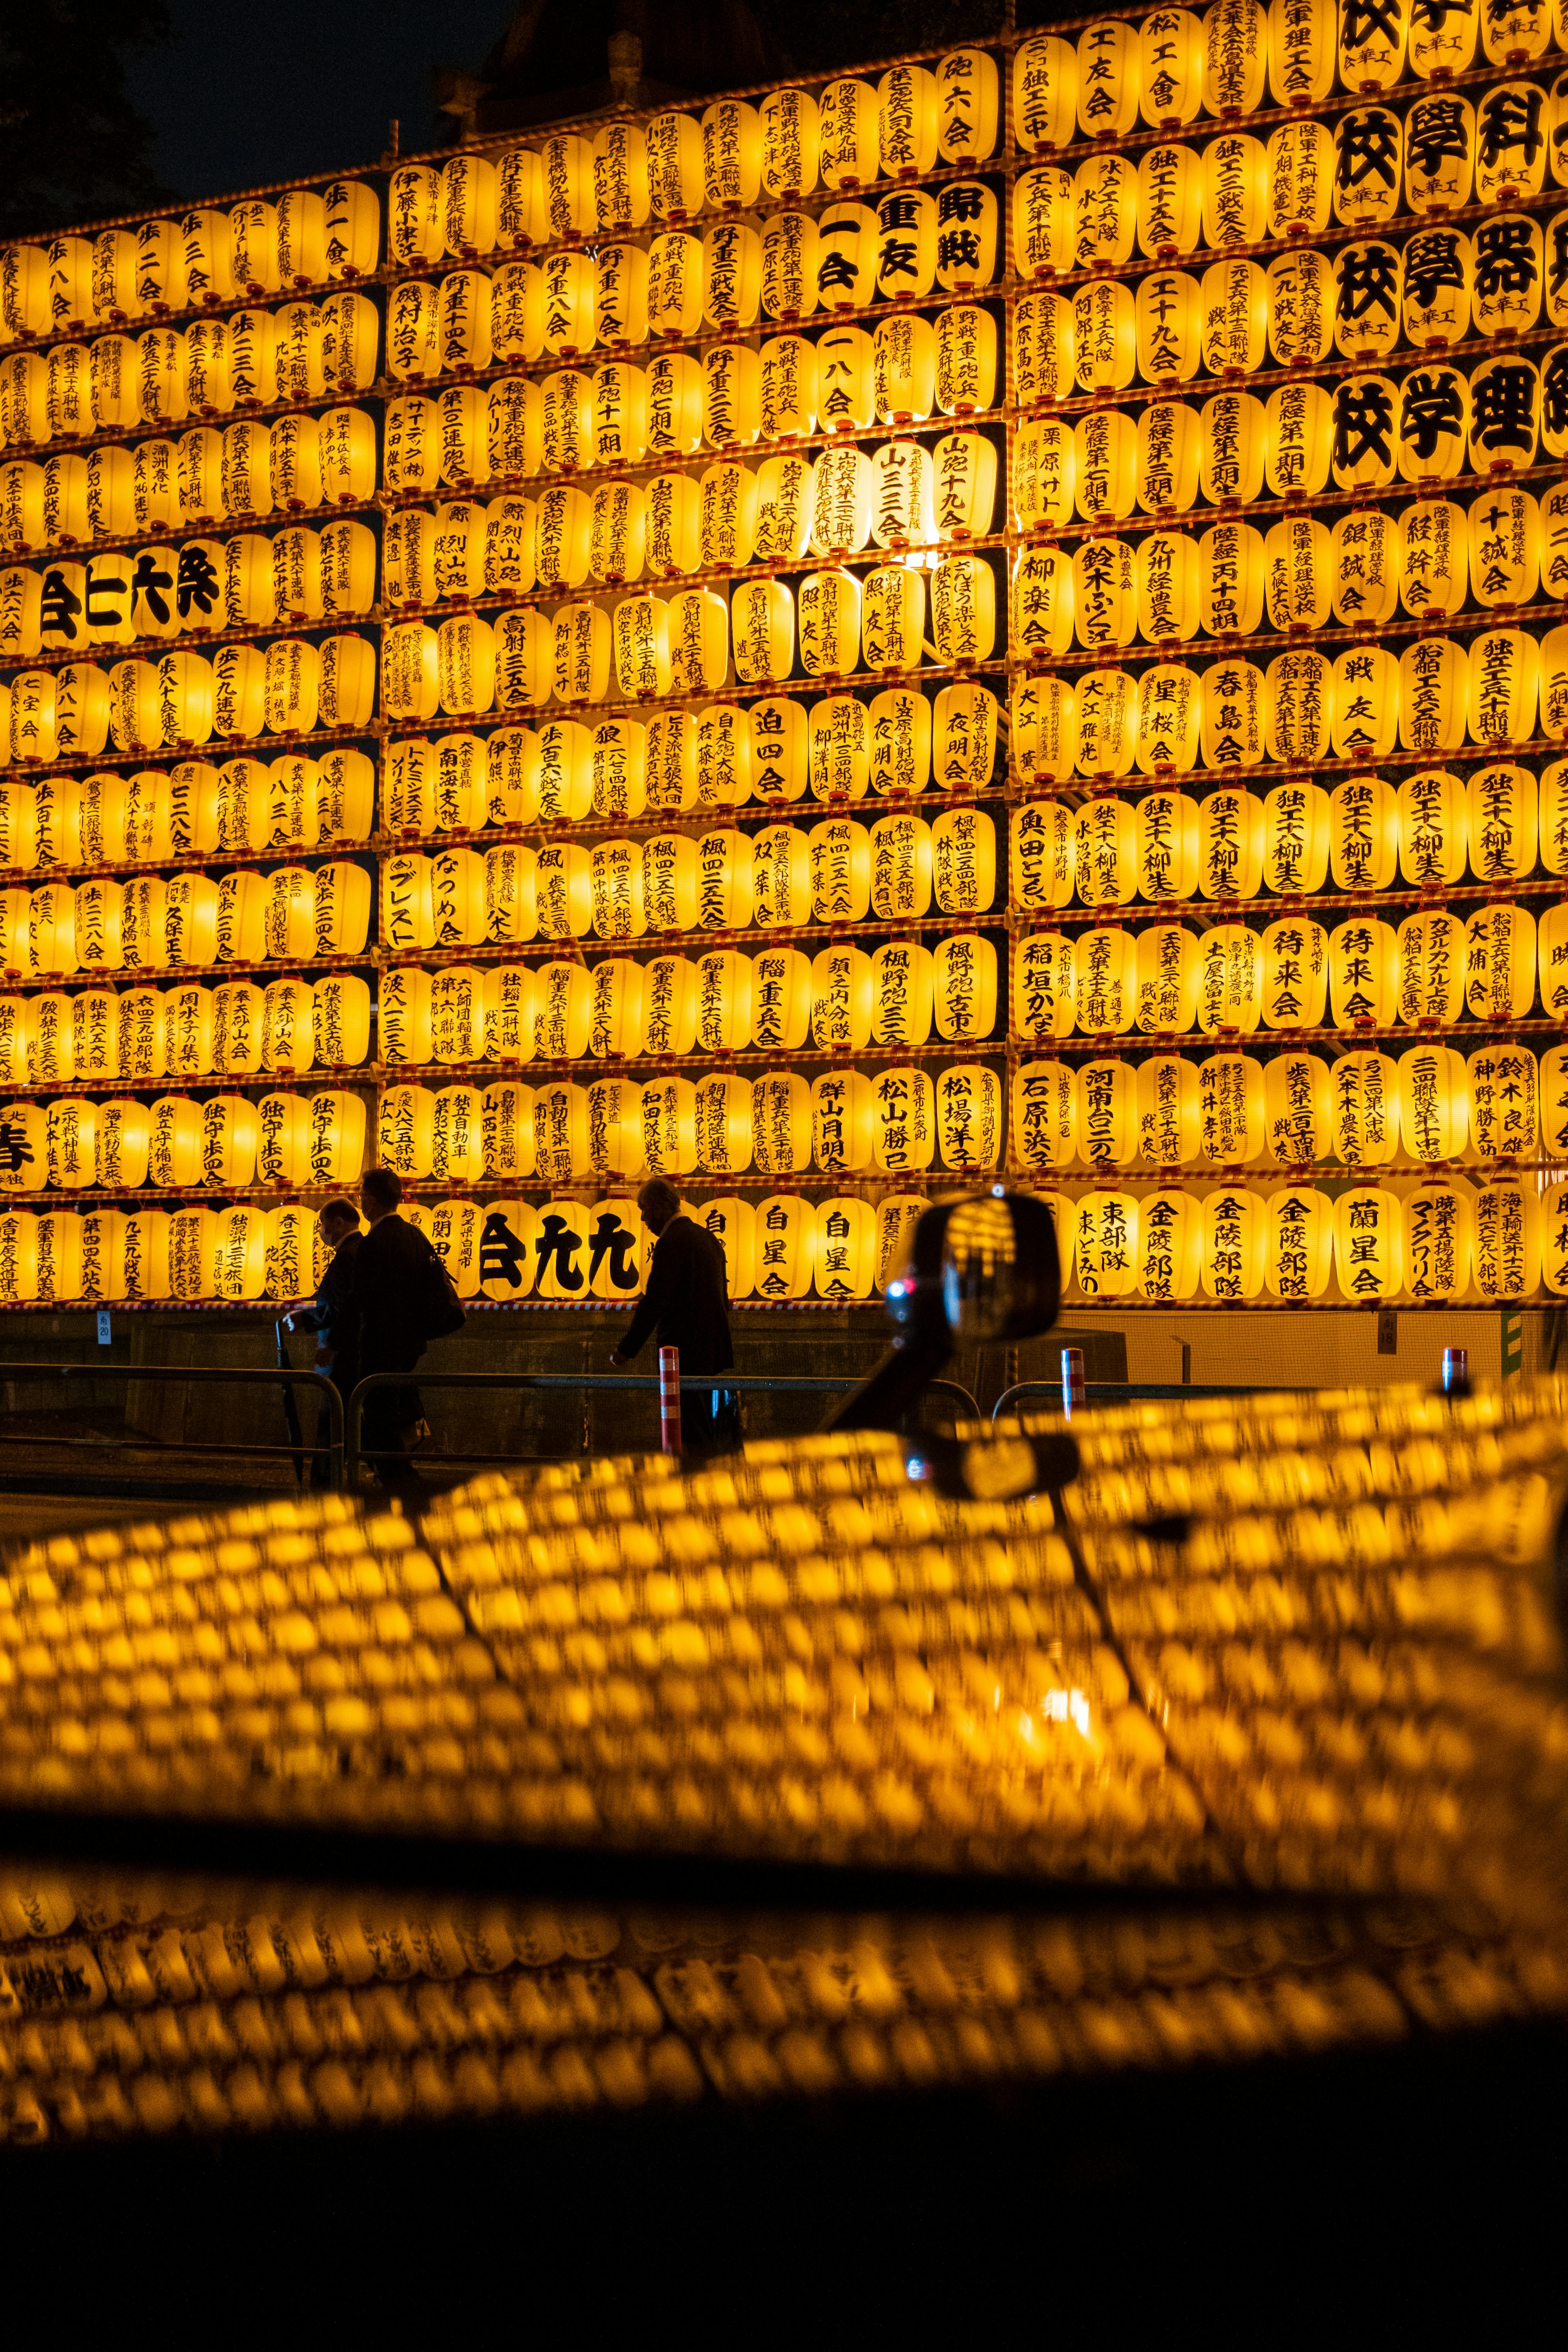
[866,1066,933,1178]
[748,946,812,1053]
[1463,628,1538,753]
[1142,917,1203,1039]
[691,712,750,813]
[1256,1186,1331,1302]
[752,1194,814,1299]
[1073,923,1136,1036]
[1195,922,1264,1038]
[314,974,370,1069]
[1011,1059,1076,1173]
[1468,760,1538,881]
[589,481,644,588]
[643,468,700,575]
[1466,1042,1539,1163]
[807,707,870,807]
[1331,1186,1403,1305]
[751,1071,812,1177]
[1013,33,1076,155]
[1072,279,1136,396]
[1401,903,1476,1035]
[931,1066,1000,1174]
[1326,911,1398,1029]
[1071,1058,1132,1173]
[811,1073,873,1176]
[932,933,997,1042]
[1260,779,1330,898]
[873,315,936,429]
[1329,1050,1399,1167]
[147,1095,204,1190]
[695,947,753,1049]
[1464,900,1537,1021]
[810,944,873,1051]
[1331,508,1400,629]
[699,95,762,212]
[1197,1050,1266,1165]
[870,941,934,1048]
[261,977,315,1074]
[1193,785,1262,901]
[862,817,931,932]
[862,686,929,799]
[1329,647,1399,762]
[1394,1041,1470,1165]
[760,212,819,323]
[211,979,264,1075]
[1264,913,1329,1037]
[936,45,998,163]
[1262,1050,1332,1162]
[378,1084,435,1179]
[1402,1181,1474,1308]
[1195,1188,1264,1301]
[814,200,878,312]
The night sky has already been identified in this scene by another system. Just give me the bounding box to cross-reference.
[122,0,506,206]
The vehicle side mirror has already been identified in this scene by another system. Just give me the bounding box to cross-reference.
[823,1190,1062,1436]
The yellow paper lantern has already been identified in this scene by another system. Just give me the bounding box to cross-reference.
[701,98,763,212]
[1076,1057,1137,1171]
[1394,1041,1470,1166]
[695,947,753,1048]
[1464,902,1537,1020]
[482,1083,537,1181]
[869,812,933,922]
[1468,761,1537,880]
[533,842,592,941]
[378,1083,435,1180]
[1198,1186,1265,1301]
[1012,1060,1077,1173]
[212,979,264,1074]
[533,1088,590,1187]
[870,940,934,1047]
[809,944,873,1051]
[94,1102,147,1192]
[1012,931,1076,1044]
[1396,906,1466,1027]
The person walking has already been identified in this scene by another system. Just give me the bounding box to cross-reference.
[285,1197,363,1488]
[609,1179,737,1451]
[354,1168,460,1486]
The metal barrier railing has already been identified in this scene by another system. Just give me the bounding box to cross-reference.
[989,1380,1267,1423]
[343,1370,982,1486]
[0,1360,345,1489]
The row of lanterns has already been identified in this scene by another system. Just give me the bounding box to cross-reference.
[0,298,379,454]
[1013,7,1568,139]
[0,1189,930,1306]
[0,863,372,977]
[376,944,998,1062]
[1015,770,1568,905]
[385,199,1000,377]
[1016,278,1568,408]
[382,442,998,599]
[0,406,375,552]
[375,1066,1004,1181]
[1011,635,1568,781]
[379,699,995,812]
[1018,408,1568,537]
[1048,1177,1568,1307]
[376,816,993,952]
[1018,904,1564,1037]
[2,522,377,659]
[0,186,380,346]
[1,637,375,764]
[1014,1041,1568,1167]
[1014,113,1568,282]
[379,570,999,720]
[385,60,997,260]
[1011,522,1568,664]
[383,337,998,496]
[0,753,373,867]
[0,976,368,1077]
[0,1089,365,1192]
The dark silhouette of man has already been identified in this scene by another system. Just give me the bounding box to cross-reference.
[354,1167,437,1484]
[610,1178,736,1451]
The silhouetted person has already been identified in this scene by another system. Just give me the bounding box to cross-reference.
[285,1197,362,1488]
[354,1168,436,1485]
[610,1178,736,1450]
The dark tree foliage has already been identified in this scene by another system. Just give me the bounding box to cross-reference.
[0,0,173,240]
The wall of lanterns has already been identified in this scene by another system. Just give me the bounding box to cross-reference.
[1,7,1567,1312]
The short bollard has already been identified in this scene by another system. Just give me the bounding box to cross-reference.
[659,1346,682,1453]
[1442,1346,1470,1398]
[1061,1345,1085,1419]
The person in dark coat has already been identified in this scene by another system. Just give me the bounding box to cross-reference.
[285,1198,362,1488]
[610,1178,737,1451]
[354,1167,436,1483]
